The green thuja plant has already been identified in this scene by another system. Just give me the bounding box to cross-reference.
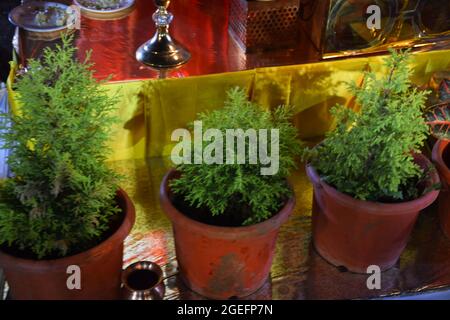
[0,34,120,259]
[170,88,302,226]
[304,49,430,201]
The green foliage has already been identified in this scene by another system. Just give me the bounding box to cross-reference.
[425,102,450,140]
[0,34,120,259]
[304,49,430,201]
[170,88,302,225]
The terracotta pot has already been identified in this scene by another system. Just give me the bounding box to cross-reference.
[432,140,450,238]
[306,154,440,273]
[160,170,295,299]
[0,189,135,300]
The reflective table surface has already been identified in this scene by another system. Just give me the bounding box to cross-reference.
[112,157,450,300]
[18,0,323,82]
[16,0,450,80]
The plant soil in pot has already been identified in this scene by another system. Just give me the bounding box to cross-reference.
[0,189,135,300]
[160,88,302,299]
[302,49,440,273]
[307,154,439,273]
[0,35,135,299]
[432,140,450,238]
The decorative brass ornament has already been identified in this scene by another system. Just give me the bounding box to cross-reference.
[121,261,165,300]
[136,0,191,70]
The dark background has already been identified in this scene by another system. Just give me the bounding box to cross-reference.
[0,1,20,82]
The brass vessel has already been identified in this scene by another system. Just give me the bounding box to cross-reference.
[136,0,191,69]
[121,261,165,300]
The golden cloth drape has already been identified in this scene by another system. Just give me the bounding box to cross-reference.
[8,49,450,161]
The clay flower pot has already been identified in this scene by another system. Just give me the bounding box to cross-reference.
[160,170,295,299]
[432,140,450,238]
[306,154,440,273]
[0,189,135,300]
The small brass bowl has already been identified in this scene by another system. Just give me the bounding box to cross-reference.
[74,0,136,21]
[121,261,165,300]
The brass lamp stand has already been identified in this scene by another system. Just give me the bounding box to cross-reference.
[136,0,191,78]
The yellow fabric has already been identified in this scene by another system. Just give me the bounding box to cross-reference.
[7,49,450,161]
[102,81,146,161]
[143,49,450,158]
[7,61,19,115]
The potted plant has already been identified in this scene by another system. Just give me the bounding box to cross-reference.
[0,35,135,299]
[303,49,440,273]
[160,88,301,299]
[428,79,450,238]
